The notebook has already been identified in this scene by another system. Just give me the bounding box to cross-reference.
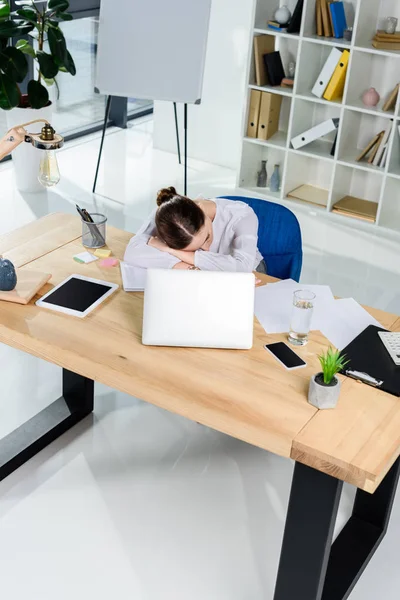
[120,262,147,291]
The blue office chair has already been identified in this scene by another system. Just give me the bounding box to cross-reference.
[219,196,303,281]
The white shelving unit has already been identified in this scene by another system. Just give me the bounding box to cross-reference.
[238,0,400,233]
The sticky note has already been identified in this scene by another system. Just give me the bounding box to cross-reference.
[73,251,98,264]
[94,248,112,258]
[99,258,119,267]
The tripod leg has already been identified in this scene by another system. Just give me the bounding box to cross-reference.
[92,95,112,194]
[173,102,181,165]
[184,103,188,196]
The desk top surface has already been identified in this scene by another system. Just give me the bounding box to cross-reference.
[1,213,399,493]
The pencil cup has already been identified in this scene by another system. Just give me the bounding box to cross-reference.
[81,213,107,248]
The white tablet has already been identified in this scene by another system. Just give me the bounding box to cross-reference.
[36,274,118,318]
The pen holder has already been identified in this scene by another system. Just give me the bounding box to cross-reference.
[81,213,107,248]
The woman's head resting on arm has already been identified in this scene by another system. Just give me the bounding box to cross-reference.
[155,186,213,252]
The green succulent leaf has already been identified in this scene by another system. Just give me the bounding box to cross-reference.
[0,72,20,109]
[318,347,349,385]
[27,78,49,109]
[47,24,67,64]
[42,76,55,86]
[48,0,70,11]
[36,50,59,78]
[16,39,36,58]
[0,1,10,21]
[0,47,28,83]
[15,7,37,23]
[0,19,34,38]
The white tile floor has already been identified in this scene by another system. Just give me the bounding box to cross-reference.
[1,117,400,599]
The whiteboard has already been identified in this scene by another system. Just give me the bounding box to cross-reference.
[95,0,212,104]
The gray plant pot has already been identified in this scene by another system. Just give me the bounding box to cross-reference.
[308,373,341,409]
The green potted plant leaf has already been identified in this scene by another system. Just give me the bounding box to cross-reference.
[308,347,349,409]
[0,0,75,191]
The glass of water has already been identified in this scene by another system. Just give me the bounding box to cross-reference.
[288,290,316,346]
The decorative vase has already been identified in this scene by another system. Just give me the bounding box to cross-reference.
[308,373,341,409]
[274,5,291,25]
[5,98,53,193]
[362,87,380,107]
[257,160,267,187]
[270,164,280,192]
[0,258,17,291]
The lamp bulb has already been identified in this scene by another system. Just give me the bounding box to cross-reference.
[38,150,60,187]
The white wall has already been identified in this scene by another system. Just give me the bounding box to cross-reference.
[152,0,254,171]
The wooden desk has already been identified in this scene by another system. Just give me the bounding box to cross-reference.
[1,213,399,600]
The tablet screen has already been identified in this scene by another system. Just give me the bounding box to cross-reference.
[42,277,112,312]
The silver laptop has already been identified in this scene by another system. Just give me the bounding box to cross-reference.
[142,269,255,349]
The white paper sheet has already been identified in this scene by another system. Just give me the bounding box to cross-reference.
[254,281,335,334]
[120,262,147,291]
[319,298,383,350]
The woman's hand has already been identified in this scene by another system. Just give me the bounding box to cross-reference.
[172,261,192,270]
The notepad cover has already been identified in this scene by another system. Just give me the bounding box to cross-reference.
[341,325,400,397]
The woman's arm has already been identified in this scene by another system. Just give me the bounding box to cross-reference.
[123,214,181,269]
[0,127,27,161]
[194,210,259,272]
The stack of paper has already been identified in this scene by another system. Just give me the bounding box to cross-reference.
[254,280,383,349]
[254,280,335,334]
[120,262,146,291]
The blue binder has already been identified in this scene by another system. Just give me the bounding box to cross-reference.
[330,2,347,38]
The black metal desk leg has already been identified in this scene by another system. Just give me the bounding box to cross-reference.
[0,369,94,481]
[274,457,400,600]
[273,463,343,600]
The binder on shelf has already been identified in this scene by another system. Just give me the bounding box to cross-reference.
[340,325,400,398]
[263,51,285,87]
[311,47,343,98]
[257,92,282,140]
[382,83,399,112]
[373,121,393,167]
[287,0,304,34]
[320,0,332,37]
[327,1,335,36]
[291,118,339,150]
[316,0,323,36]
[332,195,378,223]
[329,1,347,38]
[246,89,262,138]
[254,35,275,87]
[323,49,350,101]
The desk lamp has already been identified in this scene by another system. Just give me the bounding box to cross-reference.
[0,119,64,187]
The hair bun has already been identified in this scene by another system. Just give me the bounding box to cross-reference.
[156,186,178,206]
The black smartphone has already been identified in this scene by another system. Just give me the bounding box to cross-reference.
[264,342,306,370]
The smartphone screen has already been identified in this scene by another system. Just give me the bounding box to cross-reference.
[264,342,306,370]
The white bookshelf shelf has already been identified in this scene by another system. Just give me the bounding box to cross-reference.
[248,83,293,97]
[238,0,400,235]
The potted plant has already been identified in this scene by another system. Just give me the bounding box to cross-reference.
[0,0,75,191]
[308,347,349,410]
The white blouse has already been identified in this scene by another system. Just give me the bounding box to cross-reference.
[124,198,263,272]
